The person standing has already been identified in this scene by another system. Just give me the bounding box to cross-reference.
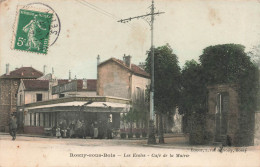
[81,120,87,139]
[56,126,61,139]
[90,123,94,139]
[9,114,17,140]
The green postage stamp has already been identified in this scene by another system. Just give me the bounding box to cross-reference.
[12,8,53,54]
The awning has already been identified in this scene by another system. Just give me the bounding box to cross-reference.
[26,101,130,113]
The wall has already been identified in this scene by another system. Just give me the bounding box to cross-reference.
[131,74,149,96]
[98,61,131,99]
[206,84,255,146]
[0,79,20,131]
[23,91,49,104]
[255,112,260,145]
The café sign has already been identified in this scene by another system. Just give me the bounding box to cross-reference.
[52,81,77,95]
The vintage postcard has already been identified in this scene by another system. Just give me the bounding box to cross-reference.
[0,0,260,167]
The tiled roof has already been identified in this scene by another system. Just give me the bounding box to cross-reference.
[0,67,43,79]
[100,58,150,78]
[23,79,49,91]
[58,80,69,85]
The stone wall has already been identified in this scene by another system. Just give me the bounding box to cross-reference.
[254,112,260,145]
[206,84,255,146]
[0,79,20,131]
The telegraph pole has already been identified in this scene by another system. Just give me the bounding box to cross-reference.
[118,0,164,144]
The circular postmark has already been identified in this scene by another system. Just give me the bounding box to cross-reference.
[24,2,61,46]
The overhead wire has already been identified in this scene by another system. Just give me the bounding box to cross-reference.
[76,0,139,30]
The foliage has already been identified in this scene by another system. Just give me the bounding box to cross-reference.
[248,44,260,68]
[247,45,260,111]
[123,108,140,123]
[145,44,181,114]
[145,43,181,143]
[179,60,207,115]
[179,44,259,145]
[199,44,259,114]
[180,44,259,116]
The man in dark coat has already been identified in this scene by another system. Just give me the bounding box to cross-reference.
[9,114,17,140]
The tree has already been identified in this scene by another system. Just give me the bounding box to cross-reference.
[179,60,207,136]
[145,44,181,143]
[248,44,260,111]
[248,44,260,68]
[180,44,259,145]
[123,89,149,137]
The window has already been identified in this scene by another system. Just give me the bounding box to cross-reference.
[36,94,42,102]
[34,113,36,126]
[20,94,22,105]
[83,80,88,89]
[59,94,65,98]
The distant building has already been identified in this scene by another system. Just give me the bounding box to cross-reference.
[0,65,43,132]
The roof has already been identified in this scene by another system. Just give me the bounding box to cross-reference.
[23,79,49,91]
[58,80,69,85]
[0,67,43,79]
[77,79,97,91]
[24,96,131,109]
[22,79,97,92]
[99,58,150,78]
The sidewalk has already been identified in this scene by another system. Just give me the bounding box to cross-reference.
[0,132,186,139]
[0,132,55,138]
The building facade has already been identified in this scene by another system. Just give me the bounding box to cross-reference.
[97,55,150,131]
[16,77,98,133]
[0,65,43,132]
[97,56,150,99]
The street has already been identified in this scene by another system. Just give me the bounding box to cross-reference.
[0,134,260,167]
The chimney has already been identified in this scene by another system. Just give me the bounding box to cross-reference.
[6,64,10,75]
[52,67,54,74]
[69,70,71,81]
[97,55,100,66]
[124,55,131,68]
[138,62,145,69]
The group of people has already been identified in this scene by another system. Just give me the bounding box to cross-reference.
[8,115,113,140]
[55,119,113,139]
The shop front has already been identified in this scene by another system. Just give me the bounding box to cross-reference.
[21,96,131,137]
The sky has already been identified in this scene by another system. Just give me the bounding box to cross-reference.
[1,0,260,79]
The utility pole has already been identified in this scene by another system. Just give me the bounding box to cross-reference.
[118,0,164,144]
